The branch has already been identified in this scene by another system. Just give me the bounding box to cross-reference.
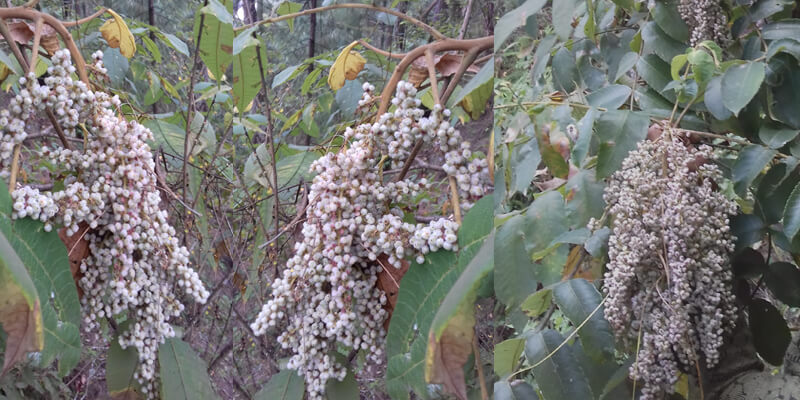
[377,36,493,115]
[236,3,446,40]
[0,6,89,84]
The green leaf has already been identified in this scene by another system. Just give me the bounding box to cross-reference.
[732,248,767,279]
[766,38,800,61]
[652,0,689,42]
[553,0,582,40]
[731,214,767,250]
[687,49,714,86]
[199,0,233,24]
[552,47,579,93]
[143,119,185,154]
[552,279,614,361]
[275,151,319,189]
[386,196,492,357]
[106,333,142,399]
[495,192,568,308]
[748,298,791,365]
[704,76,733,120]
[642,21,688,62]
[495,0,548,51]
[141,35,162,63]
[520,289,552,318]
[452,59,493,120]
[0,228,42,374]
[586,84,631,109]
[525,329,594,400]
[272,64,306,89]
[783,181,800,241]
[494,338,526,378]
[254,369,304,400]
[194,0,233,81]
[157,32,190,57]
[721,61,765,116]
[594,110,649,179]
[771,64,800,129]
[732,145,776,196]
[325,370,358,400]
[764,262,800,307]
[0,182,80,375]
[159,337,220,399]
[276,1,303,31]
[233,43,266,112]
[564,170,605,229]
[385,339,427,400]
[506,114,540,195]
[425,233,493,399]
[232,26,260,55]
[759,123,799,149]
[637,54,677,103]
[761,19,800,40]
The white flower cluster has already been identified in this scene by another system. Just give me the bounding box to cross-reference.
[251,82,482,399]
[354,81,490,207]
[599,135,738,400]
[4,50,209,397]
[678,0,730,46]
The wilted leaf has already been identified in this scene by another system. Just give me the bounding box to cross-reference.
[101,9,137,58]
[327,41,366,91]
[425,235,493,399]
[0,230,43,375]
[407,53,481,87]
[376,255,410,329]
[57,223,89,299]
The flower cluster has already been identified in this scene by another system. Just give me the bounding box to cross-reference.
[355,81,490,207]
[4,50,208,397]
[251,82,487,398]
[598,135,738,399]
[678,0,730,46]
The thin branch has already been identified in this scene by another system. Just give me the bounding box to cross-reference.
[458,0,474,40]
[377,36,493,115]
[449,176,462,225]
[236,3,446,40]
[62,7,106,27]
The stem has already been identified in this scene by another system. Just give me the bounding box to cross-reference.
[358,39,406,59]
[62,7,106,27]
[458,0,474,40]
[182,6,206,208]
[8,144,20,189]
[28,17,42,76]
[254,44,281,233]
[449,176,462,225]
[236,3,446,40]
[472,330,488,400]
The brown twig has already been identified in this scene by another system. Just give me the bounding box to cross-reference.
[236,3,446,40]
[377,36,493,115]
[473,329,488,400]
[458,0,475,40]
[449,176,462,225]
[62,7,106,27]
[0,6,89,83]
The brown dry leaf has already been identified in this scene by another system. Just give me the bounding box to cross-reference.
[38,24,60,55]
[425,313,474,400]
[1,298,42,375]
[5,21,33,44]
[408,53,481,87]
[375,254,409,329]
[3,21,59,55]
[58,222,90,299]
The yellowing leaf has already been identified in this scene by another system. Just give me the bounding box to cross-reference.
[327,41,365,91]
[0,64,10,84]
[100,9,136,58]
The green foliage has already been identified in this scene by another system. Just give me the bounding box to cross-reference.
[158,338,220,399]
[0,182,79,376]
